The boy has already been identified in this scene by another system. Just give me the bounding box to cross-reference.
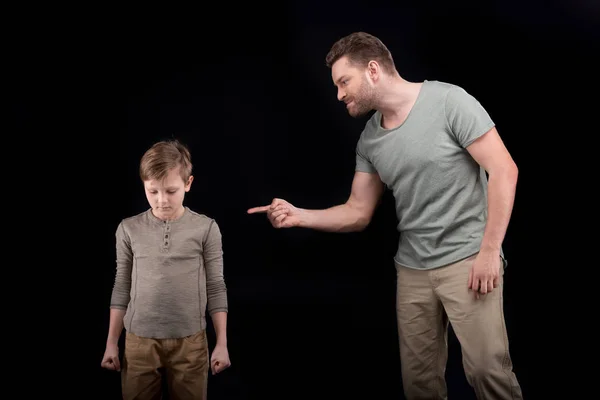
[101,139,230,400]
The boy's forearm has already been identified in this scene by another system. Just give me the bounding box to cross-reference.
[210,311,228,346]
[298,203,369,232]
[107,308,126,345]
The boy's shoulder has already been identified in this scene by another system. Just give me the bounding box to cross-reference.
[119,209,151,227]
[183,208,222,233]
[185,207,216,224]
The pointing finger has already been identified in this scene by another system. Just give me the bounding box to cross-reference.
[247,205,270,214]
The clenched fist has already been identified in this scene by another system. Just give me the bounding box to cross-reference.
[100,343,121,371]
[210,344,231,375]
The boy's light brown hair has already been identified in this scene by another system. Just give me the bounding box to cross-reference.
[325,31,396,74]
[139,139,193,183]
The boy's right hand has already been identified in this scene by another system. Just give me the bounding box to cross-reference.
[100,344,121,371]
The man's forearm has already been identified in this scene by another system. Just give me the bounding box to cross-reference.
[211,311,228,346]
[298,203,369,232]
[106,308,126,346]
[480,166,518,254]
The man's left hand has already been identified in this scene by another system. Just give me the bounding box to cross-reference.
[468,250,501,299]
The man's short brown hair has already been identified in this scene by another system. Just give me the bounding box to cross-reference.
[139,139,193,183]
[325,32,396,74]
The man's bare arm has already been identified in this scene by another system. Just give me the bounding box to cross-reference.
[248,171,385,232]
[466,127,518,254]
[299,172,384,232]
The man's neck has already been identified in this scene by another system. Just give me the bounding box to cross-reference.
[375,78,423,129]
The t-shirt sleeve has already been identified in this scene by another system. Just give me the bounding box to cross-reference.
[355,138,377,173]
[445,85,495,148]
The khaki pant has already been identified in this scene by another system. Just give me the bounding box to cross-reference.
[121,330,209,400]
[396,253,522,400]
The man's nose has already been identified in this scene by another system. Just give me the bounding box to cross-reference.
[337,89,346,102]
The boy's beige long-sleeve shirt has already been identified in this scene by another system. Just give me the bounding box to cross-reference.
[110,207,228,338]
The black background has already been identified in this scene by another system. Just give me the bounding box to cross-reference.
[12,0,597,398]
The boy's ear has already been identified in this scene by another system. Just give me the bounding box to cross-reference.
[185,175,194,191]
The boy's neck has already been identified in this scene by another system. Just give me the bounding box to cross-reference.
[152,205,186,221]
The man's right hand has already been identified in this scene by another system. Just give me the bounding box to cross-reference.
[100,343,121,371]
[247,198,302,228]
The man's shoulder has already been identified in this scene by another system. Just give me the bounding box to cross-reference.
[423,80,480,103]
[425,79,455,88]
[421,80,463,101]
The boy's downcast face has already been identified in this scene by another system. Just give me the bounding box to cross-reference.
[144,166,193,221]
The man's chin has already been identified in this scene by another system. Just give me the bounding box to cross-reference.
[347,102,371,117]
[348,109,368,118]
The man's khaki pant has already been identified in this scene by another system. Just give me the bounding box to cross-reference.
[396,253,522,400]
[121,329,209,400]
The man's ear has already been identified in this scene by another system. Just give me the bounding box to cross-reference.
[367,60,381,82]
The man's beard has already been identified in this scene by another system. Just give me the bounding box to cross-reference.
[347,81,376,118]
[348,100,372,117]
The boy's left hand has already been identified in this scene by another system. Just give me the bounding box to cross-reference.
[210,344,231,375]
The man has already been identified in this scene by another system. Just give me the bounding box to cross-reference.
[248,32,522,399]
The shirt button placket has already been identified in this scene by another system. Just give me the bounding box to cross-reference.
[163,222,171,251]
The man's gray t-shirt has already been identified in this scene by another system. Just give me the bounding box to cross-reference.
[355,80,500,270]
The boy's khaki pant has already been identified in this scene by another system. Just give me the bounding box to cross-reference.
[396,253,523,400]
[121,329,209,400]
